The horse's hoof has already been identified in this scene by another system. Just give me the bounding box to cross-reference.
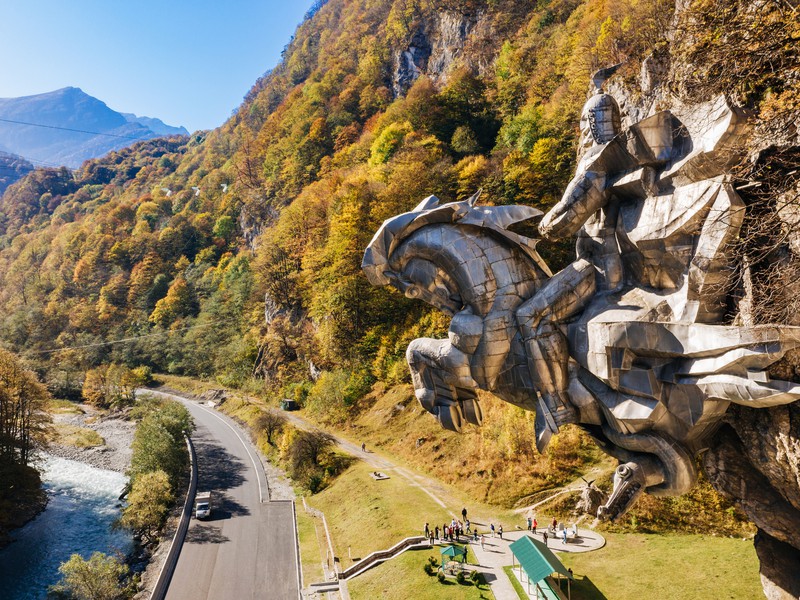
[461,398,483,426]
[437,404,463,433]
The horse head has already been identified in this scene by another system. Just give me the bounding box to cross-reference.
[363,192,551,317]
[362,193,552,431]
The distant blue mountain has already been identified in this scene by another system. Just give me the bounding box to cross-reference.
[0,151,34,196]
[0,87,189,169]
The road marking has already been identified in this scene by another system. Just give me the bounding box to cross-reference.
[148,390,267,504]
[191,402,267,504]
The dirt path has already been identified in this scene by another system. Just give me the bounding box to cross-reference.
[511,465,613,517]
[280,411,454,512]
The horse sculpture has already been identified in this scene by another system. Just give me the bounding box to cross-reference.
[362,91,800,520]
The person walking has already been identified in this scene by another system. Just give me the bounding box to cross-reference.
[462,507,468,521]
[425,522,430,537]
[435,525,440,540]
[552,516,557,531]
[361,442,366,452]
[466,519,471,533]
[499,525,504,540]
[480,534,485,550]
[527,516,532,531]
[543,531,548,546]
[490,523,496,537]
[533,518,538,535]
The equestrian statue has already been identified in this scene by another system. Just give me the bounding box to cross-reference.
[361,81,800,520]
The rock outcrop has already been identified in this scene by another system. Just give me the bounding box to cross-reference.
[603,6,800,594]
[392,10,486,96]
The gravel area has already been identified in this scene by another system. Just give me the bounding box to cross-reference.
[48,406,135,473]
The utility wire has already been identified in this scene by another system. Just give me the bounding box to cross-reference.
[25,318,235,355]
[0,116,155,141]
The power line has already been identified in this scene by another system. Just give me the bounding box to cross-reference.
[0,116,155,141]
[25,318,236,355]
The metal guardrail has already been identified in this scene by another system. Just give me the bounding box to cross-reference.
[150,435,198,600]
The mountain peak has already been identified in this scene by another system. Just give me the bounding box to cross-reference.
[0,88,188,168]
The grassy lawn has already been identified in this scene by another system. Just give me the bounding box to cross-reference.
[306,460,453,568]
[47,398,84,414]
[559,532,761,600]
[49,423,104,447]
[348,549,494,600]
[296,505,326,586]
[502,566,528,600]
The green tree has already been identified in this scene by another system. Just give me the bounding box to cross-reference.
[119,470,173,545]
[0,349,50,467]
[450,125,480,155]
[50,552,133,600]
[368,121,413,166]
[212,215,237,242]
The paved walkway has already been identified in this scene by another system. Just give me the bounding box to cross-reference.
[176,388,607,600]
[431,524,605,600]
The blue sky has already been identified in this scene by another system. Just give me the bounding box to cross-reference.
[0,0,315,132]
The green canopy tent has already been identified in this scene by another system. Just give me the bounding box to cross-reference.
[440,544,467,562]
[509,535,572,599]
[439,544,468,573]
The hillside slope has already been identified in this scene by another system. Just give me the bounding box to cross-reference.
[0,0,797,523]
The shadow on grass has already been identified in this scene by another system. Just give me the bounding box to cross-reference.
[570,574,609,600]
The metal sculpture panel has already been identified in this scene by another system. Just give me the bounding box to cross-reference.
[362,90,800,520]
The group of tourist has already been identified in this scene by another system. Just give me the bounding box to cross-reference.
[425,507,495,547]
[425,509,578,551]
[526,515,579,546]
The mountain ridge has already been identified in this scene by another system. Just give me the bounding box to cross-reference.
[0,87,188,169]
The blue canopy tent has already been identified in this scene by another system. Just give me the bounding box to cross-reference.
[509,535,572,599]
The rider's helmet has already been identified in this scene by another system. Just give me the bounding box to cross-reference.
[580,90,621,146]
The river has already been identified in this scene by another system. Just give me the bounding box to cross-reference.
[0,455,133,599]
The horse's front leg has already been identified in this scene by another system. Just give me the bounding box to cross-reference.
[406,338,481,433]
[516,259,596,451]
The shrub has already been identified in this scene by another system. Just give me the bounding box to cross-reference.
[307,473,324,494]
[437,571,446,584]
[456,570,466,584]
[423,562,435,576]
[119,470,173,546]
[50,552,134,600]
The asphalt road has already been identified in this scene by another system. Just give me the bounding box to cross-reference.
[154,391,300,600]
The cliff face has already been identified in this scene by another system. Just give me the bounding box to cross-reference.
[702,406,800,598]
[391,10,491,96]
[601,2,800,596]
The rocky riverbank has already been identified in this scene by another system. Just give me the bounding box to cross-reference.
[48,405,135,474]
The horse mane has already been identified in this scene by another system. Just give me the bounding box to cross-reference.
[362,194,552,287]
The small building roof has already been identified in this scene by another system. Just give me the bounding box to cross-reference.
[440,545,467,560]
[509,535,571,583]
